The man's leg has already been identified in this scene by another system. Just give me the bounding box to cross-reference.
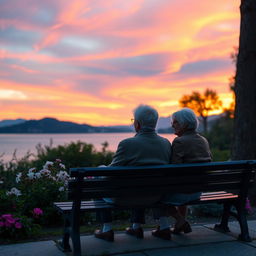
[178,205,187,217]
[126,208,145,238]
[94,209,114,242]
[151,206,171,240]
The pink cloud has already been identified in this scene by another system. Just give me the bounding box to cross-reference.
[0,0,239,125]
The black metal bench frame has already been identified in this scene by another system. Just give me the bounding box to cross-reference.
[54,160,256,256]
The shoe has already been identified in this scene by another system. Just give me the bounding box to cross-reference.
[171,221,192,234]
[94,229,114,242]
[152,228,171,240]
[125,227,144,239]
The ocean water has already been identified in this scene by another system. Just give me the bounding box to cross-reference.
[0,133,176,162]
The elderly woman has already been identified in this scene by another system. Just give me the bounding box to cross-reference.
[152,108,212,240]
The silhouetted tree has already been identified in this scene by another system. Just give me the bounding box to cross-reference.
[232,0,256,161]
[179,89,222,133]
[224,47,238,118]
[231,0,256,204]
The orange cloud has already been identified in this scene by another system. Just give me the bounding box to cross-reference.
[0,0,239,125]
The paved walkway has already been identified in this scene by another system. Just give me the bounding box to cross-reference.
[1,221,256,256]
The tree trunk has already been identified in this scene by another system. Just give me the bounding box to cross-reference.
[232,0,256,205]
[201,116,208,134]
[232,0,256,161]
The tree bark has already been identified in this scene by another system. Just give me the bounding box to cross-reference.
[232,0,256,161]
[202,116,208,134]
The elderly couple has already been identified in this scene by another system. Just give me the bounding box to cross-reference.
[95,104,212,242]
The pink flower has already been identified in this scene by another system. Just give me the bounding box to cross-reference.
[2,214,15,224]
[0,221,5,227]
[33,208,43,217]
[15,222,22,229]
[246,198,253,214]
[2,214,12,219]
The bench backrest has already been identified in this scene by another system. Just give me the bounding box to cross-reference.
[68,160,256,201]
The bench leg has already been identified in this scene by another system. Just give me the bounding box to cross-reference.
[71,228,81,256]
[55,213,72,252]
[214,202,231,232]
[71,209,82,256]
[234,201,252,242]
[63,214,72,251]
[54,214,72,252]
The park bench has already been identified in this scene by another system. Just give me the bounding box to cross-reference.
[54,160,256,256]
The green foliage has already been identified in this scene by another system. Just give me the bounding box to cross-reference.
[210,149,230,162]
[0,141,115,241]
[30,140,114,170]
[206,115,233,151]
[204,114,233,161]
[191,204,223,217]
[0,214,41,241]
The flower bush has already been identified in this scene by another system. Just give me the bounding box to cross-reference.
[0,141,114,241]
[0,213,40,240]
[0,159,70,240]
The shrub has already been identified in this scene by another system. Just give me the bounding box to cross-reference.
[0,213,40,241]
[191,204,223,217]
[0,141,115,241]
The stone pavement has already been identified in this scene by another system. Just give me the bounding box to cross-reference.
[1,221,256,256]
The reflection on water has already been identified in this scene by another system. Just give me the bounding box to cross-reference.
[0,133,176,162]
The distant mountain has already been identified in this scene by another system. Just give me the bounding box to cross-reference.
[0,118,133,133]
[97,125,133,133]
[0,114,223,133]
[0,118,26,127]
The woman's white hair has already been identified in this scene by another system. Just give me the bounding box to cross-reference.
[172,108,199,131]
[133,104,158,129]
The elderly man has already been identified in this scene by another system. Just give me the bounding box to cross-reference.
[94,104,172,242]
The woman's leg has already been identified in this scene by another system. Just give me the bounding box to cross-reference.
[178,205,187,218]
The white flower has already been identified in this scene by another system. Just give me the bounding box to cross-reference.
[59,186,65,192]
[0,180,3,184]
[35,172,41,179]
[28,167,36,173]
[59,163,65,169]
[43,161,54,170]
[27,172,35,180]
[6,187,22,196]
[39,169,51,176]
[16,172,22,183]
[56,171,70,182]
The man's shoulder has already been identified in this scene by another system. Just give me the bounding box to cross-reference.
[118,136,137,145]
[156,134,172,144]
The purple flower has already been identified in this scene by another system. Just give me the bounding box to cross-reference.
[33,208,43,217]
[2,214,15,224]
[15,222,22,229]
[2,214,12,219]
[0,221,5,227]
[245,198,253,213]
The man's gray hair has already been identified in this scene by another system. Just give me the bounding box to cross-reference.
[133,104,158,129]
[172,108,199,131]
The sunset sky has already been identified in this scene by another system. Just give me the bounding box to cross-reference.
[0,0,240,126]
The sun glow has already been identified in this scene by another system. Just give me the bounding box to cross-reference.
[0,0,239,125]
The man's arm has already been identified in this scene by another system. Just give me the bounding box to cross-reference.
[109,140,127,166]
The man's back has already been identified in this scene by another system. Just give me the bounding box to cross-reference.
[110,129,172,167]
